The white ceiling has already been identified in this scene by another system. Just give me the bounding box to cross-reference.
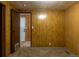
[9,1,77,11]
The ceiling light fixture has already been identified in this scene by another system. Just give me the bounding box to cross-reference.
[38,14,47,20]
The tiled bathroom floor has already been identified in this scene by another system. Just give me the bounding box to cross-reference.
[9,47,77,57]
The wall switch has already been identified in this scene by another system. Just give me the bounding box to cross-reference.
[32,26,34,29]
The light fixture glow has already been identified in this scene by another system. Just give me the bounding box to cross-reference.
[38,14,47,20]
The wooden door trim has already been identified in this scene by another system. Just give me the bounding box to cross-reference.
[10,9,13,53]
[0,2,6,56]
[18,12,32,47]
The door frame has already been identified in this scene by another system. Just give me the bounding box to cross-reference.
[10,9,20,53]
[19,12,32,47]
[0,3,6,56]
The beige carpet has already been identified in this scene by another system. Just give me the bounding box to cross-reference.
[9,47,77,57]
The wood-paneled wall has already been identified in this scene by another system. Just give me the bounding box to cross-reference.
[1,2,11,56]
[65,3,79,56]
[32,10,65,47]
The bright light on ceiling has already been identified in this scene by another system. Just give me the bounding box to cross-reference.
[38,14,47,20]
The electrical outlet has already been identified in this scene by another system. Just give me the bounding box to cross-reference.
[49,42,51,46]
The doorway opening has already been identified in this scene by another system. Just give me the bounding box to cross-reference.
[20,13,31,47]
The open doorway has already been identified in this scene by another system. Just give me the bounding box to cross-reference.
[20,13,31,47]
[10,11,32,53]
